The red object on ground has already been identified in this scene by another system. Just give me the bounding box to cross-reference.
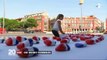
[32,36,40,44]
[76,35,80,38]
[5,38,13,46]
[60,39,68,43]
[90,35,95,38]
[97,36,104,41]
[44,39,56,46]
[55,37,61,41]
[17,39,33,49]
[55,43,66,51]
[95,39,100,43]
[85,39,95,45]
[42,37,48,40]
[44,40,52,46]
[80,36,86,41]
[62,37,68,39]
[53,36,57,39]
[71,37,78,42]
[16,48,29,58]
[55,43,70,51]
[80,36,91,41]
[5,37,18,46]
[32,36,38,41]
[16,36,22,42]
[17,43,25,49]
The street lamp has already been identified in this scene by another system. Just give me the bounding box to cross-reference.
[3,0,6,38]
[79,0,84,33]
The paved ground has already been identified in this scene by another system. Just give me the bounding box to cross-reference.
[0,32,54,39]
[0,34,107,60]
[0,32,104,39]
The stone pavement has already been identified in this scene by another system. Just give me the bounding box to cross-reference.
[0,32,54,39]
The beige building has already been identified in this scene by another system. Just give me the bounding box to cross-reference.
[17,12,49,32]
[61,15,102,33]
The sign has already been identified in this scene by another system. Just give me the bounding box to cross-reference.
[8,49,16,56]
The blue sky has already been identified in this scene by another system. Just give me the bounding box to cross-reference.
[0,0,107,21]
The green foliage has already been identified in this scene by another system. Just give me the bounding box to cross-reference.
[24,18,38,29]
[0,18,8,27]
[95,26,104,33]
[5,19,20,31]
[19,22,25,28]
[0,17,38,31]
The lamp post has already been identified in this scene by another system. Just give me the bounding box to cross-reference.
[79,0,84,33]
[3,0,6,38]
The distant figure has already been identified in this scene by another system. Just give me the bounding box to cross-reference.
[52,14,65,37]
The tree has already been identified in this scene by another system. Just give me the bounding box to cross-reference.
[95,26,104,33]
[95,27,100,33]
[5,19,20,31]
[0,18,38,31]
[0,18,20,31]
[19,22,25,29]
[0,18,9,27]
[24,18,38,29]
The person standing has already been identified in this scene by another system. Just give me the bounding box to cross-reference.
[52,14,65,37]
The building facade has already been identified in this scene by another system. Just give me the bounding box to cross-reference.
[61,15,102,33]
[21,12,49,32]
[104,19,107,32]
[17,13,102,33]
[106,19,107,31]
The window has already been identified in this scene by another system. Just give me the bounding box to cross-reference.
[87,24,90,27]
[75,20,76,23]
[72,20,73,23]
